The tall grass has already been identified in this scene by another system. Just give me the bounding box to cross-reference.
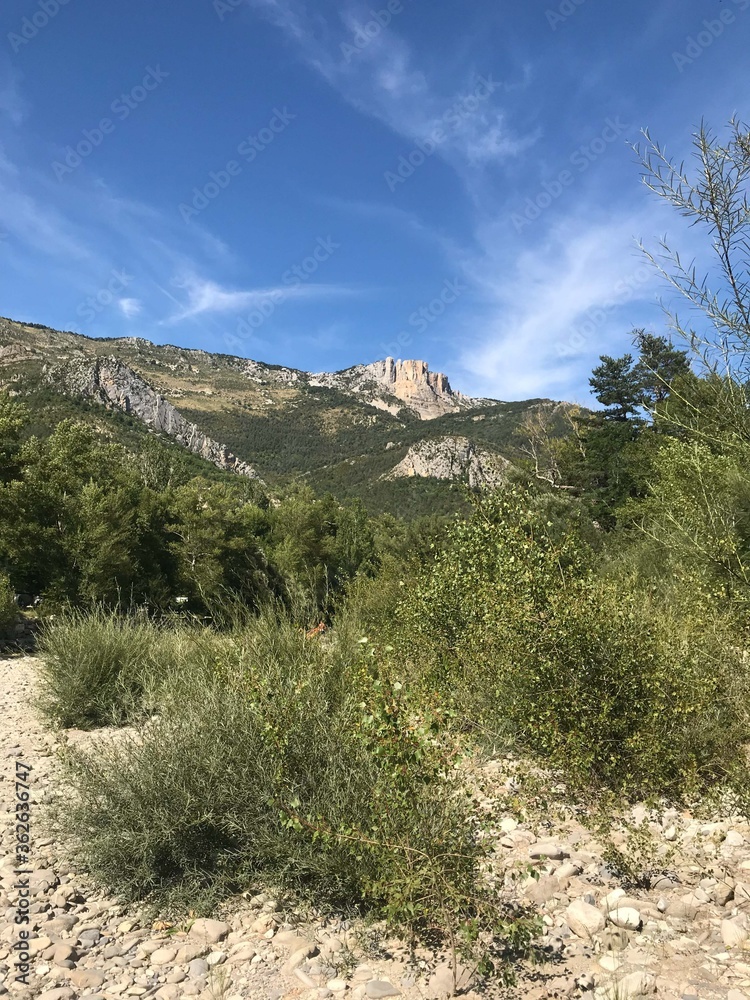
[0,573,16,637]
[37,607,165,728]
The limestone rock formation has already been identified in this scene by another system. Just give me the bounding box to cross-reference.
[45,356,261,480]
[384,436,511,487]
[309,357,487,420]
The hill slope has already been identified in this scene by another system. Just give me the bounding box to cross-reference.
[0,316,572,516]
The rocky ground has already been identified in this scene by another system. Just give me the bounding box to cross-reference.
[1,655,749,1000]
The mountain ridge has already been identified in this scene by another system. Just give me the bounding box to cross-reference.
[0,316,572,517]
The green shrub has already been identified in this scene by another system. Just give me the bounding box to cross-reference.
[0,573,16,637]
[37,607,165,728]
[53,609,537,977]
[395,488,750,798]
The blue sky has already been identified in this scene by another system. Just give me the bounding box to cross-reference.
[0,0,748,402]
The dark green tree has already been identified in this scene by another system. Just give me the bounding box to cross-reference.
[633,330,691,407]
[589,354,644,421]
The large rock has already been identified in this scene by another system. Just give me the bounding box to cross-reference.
[721,918,749,949]
[566,900,606,939]
[365,983,402,999]
[601,972,656,998]
[188,918,231,944]
[385,436,511,488]
[529,842,570,861]
[607,906,642,931]
[310,357,482,420]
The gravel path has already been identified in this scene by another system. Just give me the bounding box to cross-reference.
[1,655,750,1000]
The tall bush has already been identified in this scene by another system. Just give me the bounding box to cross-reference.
[396,488,750,797]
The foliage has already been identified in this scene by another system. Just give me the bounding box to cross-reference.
[51,609,537,978]
[635,331,691,408]
[0,407,379,616]
[0,572,16,637]
[37,607,165,728]
[395,488,750,797]
[637,118,750,382]
[589,353,644,421]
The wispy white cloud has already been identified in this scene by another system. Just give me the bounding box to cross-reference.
[164,272,359,324]
[453,210,668,400]
[119,297,142,319]
[0,65,28,126]
[248,0,536,173]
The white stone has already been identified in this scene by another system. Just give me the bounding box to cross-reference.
[724,830,745,847]
[149,947,177,966]
[529,843,569,861]
[601,888,626,911]
[721,919,749,949]
[607,906,642,930]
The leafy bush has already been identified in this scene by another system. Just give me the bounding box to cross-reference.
[37,608,165,728]
[396,488,750,797]
[52,609,537,976]
[0,573,16,637]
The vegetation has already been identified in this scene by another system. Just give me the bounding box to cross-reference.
[6,118,750,985]
[50,608,538,979]
[0,572,16,637]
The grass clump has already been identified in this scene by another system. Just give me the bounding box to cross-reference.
[52,607,537,981]
[0,573,16,637]
[37,606,165,728]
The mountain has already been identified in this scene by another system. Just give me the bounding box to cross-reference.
[0,316,572,517]
[47,355,262,480]
[309,357,489,420]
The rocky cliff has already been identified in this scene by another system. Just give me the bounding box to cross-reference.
[309,357,485,420]
[44,357,262,480]
[385,436,512,488]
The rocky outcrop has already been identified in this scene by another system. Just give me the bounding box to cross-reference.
[385,436,512,487]
[45,356,261,480]
[309,357,488,420]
